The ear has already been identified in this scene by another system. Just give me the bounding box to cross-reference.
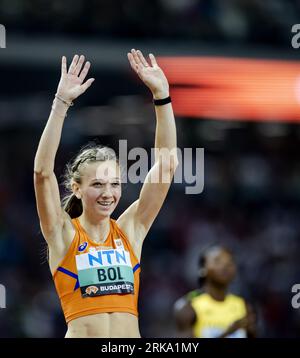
[71,181,82,200]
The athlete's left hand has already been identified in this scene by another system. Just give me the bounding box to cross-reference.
[127,49,169,99]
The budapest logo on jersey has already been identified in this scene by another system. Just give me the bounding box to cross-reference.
[78,242,88,252]
[85,285,99,296]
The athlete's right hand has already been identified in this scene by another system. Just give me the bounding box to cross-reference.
[56,55,95,103]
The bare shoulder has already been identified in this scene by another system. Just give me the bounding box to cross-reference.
[117,200,147,261]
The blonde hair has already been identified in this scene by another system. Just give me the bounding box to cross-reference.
[62,144,118,218]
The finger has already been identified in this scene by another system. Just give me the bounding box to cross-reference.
[79,61,91,82]
[134,63,145,80]
[149,53,158,67]
[127,53,139,73]
[80,78,95,93]
[137,63,144,75]
[68,54,79,74]
[136,50,149,68]
[61,56,67,75]
[131,49,142,66]
[74,55,85,76]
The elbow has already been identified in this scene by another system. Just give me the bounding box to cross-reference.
[34,167,53,180]
[159,157,179,181]
[34,157,54,179]
[162,156,179,175]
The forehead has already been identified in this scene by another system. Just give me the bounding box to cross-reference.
[82,160,120,181]
[206,248,233,263]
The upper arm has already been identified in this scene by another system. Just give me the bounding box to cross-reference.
[135,159,176,231]
[117,200,144,259]
[117,160,176,255]
[173,297,196,337]
[117,156,178,258]
[34,171,65,241]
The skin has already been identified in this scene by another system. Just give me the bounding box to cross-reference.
[174,248,256,338]
[204,248,237,300]
[34,50,178,337]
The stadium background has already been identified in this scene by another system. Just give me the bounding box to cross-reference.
[0,0,300,337]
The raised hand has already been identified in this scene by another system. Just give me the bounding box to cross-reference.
[127,49,169,99]
[56,55,95,102]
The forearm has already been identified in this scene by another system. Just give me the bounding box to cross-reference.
[34,98,69,175]
[127,49,178,168]
[35,54,93,176]
[154,101,178,168]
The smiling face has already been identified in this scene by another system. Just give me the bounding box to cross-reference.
[72,160,122,219]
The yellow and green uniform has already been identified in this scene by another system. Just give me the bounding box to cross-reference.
[187,290,247,338]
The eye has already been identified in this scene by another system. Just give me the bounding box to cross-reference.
[92,182,103,187]
[112,182,120,187]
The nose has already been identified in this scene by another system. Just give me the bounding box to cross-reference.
[101,184,113,198]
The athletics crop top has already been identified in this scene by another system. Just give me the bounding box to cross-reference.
[53,218,141,323]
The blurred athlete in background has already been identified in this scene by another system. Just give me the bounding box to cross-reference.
[174,246,256,338]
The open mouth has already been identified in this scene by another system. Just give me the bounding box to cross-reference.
[97,201,114,209]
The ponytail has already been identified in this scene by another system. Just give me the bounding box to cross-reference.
[62,194,83,219]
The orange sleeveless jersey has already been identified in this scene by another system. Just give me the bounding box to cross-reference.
[52,218,141,323]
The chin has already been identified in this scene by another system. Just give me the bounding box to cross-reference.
[98,206,116,217]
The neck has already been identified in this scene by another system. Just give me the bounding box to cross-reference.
[204,281,228,302]
[79,212,110,244]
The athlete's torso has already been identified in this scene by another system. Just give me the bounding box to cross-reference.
[49,215,142,337]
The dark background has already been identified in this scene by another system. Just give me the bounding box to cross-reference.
[0,0,300,337]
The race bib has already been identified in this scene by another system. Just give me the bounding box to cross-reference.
[75,248,134,298]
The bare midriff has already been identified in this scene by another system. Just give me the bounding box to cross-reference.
[65,312,140,338]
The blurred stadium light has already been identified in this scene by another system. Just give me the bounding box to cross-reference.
[159,57,300,122]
